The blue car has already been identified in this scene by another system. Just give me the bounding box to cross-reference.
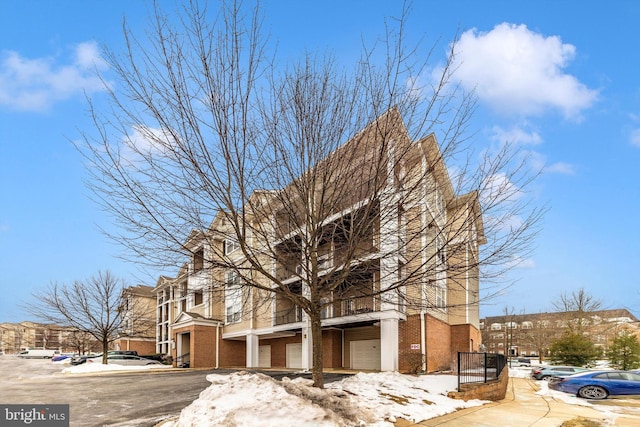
[549,370,640,399]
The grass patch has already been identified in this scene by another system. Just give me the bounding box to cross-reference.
[380,392,410,405]
[560,417,602,427]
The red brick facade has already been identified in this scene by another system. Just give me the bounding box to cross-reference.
[170,317,478,371]
[115,338,156,355]
[426,315,454,371]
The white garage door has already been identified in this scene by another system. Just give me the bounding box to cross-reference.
[286,343,302,369]
[350,339,381,370]
[259,345,271,368]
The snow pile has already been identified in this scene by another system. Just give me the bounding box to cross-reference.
[61,362,167,374]
[161,371,487,427]
[507,366,533,378]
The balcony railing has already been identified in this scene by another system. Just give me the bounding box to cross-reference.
[274,306,303,326]
[274,295,379,325]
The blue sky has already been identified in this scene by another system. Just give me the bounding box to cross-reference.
[1,1,639,323]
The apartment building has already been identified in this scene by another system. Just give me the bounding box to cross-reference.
[114,285,157,354]
[0,322,94,354]
[480,309,640,358]
[154,109,485,372]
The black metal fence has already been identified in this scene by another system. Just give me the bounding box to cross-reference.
[457,352,507,391]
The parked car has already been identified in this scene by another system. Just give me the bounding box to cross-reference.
[512,357,531,367]
[549,370,640,399]
[86,354,162,366]
[531,365,590,381]
[51,354,73,362]
[18,349,60,359]
[70,350,138,365]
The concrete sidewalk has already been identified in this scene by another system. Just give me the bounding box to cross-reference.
[396,377,640,427]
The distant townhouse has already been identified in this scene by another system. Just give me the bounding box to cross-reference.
[480,309,640,358]
[153,109,486,372]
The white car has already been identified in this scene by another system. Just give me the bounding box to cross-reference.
[87,354,162,366]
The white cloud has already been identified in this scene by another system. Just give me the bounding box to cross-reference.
[506,255,536,269]
[544,161,575,175]
[631,128,640,147]
[0,41,110,112]
[491,125,542,145]
[452,23,598,120]
[120,124,177,165]
[480,172,523,206]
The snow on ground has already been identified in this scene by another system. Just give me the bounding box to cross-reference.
[534,379,623,425]
[512,364,636,425]
[60,361,168,374]
[507,366,533,378]
[158,371,488,427]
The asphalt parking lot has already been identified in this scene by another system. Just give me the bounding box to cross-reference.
[0,356,351,427]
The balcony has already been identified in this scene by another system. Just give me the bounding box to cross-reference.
[274,295,380,326]
[274,306,303,326]
[341,296,377,316]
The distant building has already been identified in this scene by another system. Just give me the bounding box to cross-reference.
[114,284,157,355]
[480,309,640,358]
[0,322,99,354]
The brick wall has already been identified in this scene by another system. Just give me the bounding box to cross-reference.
[450,324,481,354]
[219,338,246,367]
[426,314,453,372]
[399,314,423,373]
[115,338,156,355]
[192,325,216,368]
[322,329,343,368]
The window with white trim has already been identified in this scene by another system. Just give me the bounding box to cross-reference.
[224,238,239,255]
[435,281,446,308]
[435,185,444,215]
[225,271,242,323]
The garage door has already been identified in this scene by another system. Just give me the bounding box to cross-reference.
[259,345,271,368]
[350,339,381,370]
[286,343,302,369]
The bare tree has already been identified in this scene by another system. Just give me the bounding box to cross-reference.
[63,329,100,355]
[79,1,543,386]
[552,287,603,333]
[26,271,135,364]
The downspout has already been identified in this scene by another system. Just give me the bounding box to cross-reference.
[420,311,426,372]
[216,322,220,369]
[420,154,427,373]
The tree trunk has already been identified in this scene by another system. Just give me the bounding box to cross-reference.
[102,338,109,364]
[309,312,324,388]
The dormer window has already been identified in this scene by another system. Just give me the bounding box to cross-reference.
[193,248,204,271]
[224,238,239,255]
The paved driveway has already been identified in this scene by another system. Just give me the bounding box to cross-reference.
[407,376,640,427]
[0,356,351,427]
[0,357,210,426]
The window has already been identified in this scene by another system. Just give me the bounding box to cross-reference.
[491,323,502,331]
[225,271,242,324]
[435,185,444,215]
[521,321,533,329]
[194,290,203,306]
[436,235,446,267]
[505,321,517,329]
[435,281,446,308]
[193,248,204,271]
[224,238,239,255]
[317,253,332,271]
